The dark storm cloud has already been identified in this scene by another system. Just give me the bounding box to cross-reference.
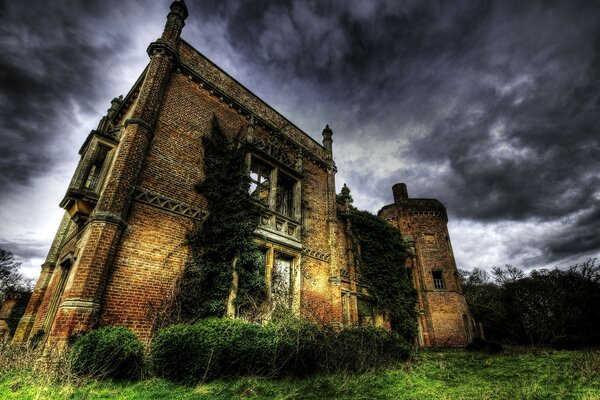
[1,0,598,272]
[0,1,140,190]
[199,0,600,264]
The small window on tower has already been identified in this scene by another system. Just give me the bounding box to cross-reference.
[423,234,437,247]
[432,270,445,289]
[84,145,110,190]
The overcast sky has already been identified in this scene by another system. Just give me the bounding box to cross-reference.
[1,0,599,280]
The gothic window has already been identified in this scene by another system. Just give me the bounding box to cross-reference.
[432,270,445,289]
[248,154,300,221]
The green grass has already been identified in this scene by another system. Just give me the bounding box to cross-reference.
[1,349,599,399]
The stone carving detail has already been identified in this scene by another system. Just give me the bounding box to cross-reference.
[303,248,331,262]
[251,136,297,170]
[134,187,205,219]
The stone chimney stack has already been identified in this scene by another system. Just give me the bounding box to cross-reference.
[322,124,333,159]
[161,0,189,45]
[392,183,408,202]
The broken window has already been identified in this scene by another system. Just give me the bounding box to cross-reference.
[249,158,271,204]
[432,270,445,289]
[84,144,110,190]
[248,154,299,221]
[272,253,292,307]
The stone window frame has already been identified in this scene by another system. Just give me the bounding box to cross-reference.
[71,136,117,196]
[422,233,438,249]
[252,240,302,315]
[247,153,301,222]
[42,255,73,334]
[431,269,445,290]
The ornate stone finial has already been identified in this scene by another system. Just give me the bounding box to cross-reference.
[160,0,189,45]
[322,124,333,156]
[96,95,123,133]
[169,0,188,20]
[107,95,123,118]
[338,183,353,211]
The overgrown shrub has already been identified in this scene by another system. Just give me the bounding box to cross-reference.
[151,317,412,383]
[271,316,333,376]
[69,326,144,379]
[330,326,411,372]
[151,318,277,382]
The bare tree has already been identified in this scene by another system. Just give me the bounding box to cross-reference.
[0,248,29,303]
[492,265,524,285]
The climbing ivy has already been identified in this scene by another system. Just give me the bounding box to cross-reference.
[342,188,417,340]
[176,116,266,322]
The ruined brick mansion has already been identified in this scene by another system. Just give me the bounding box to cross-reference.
[13,1,475,349]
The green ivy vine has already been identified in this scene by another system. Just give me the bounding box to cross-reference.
[176,116,266,321]
[341,186,418,339]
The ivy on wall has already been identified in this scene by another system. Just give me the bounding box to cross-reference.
[176,116,266,322]
[341,187,417,340]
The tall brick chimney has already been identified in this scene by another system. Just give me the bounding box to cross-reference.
[392,182,408,202]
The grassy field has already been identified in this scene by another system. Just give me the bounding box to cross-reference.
[1,349,599,399]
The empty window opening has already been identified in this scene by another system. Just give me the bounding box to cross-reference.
[276,174,294,218]
[84,145,110,190]
[432,270,445,289]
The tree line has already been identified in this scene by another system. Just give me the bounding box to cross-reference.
[460,259,600,347]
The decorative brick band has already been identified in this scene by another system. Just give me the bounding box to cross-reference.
[303,248,331,262]
[59,298,101,312]
[133,187,205,219]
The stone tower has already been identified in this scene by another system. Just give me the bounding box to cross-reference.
[379,183,476,346]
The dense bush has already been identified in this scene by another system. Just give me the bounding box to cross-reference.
[331,326,411,372]
[150,317,412,383]
[69,326,144,379]
[151,318,277,382]
[271,316,332,376]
